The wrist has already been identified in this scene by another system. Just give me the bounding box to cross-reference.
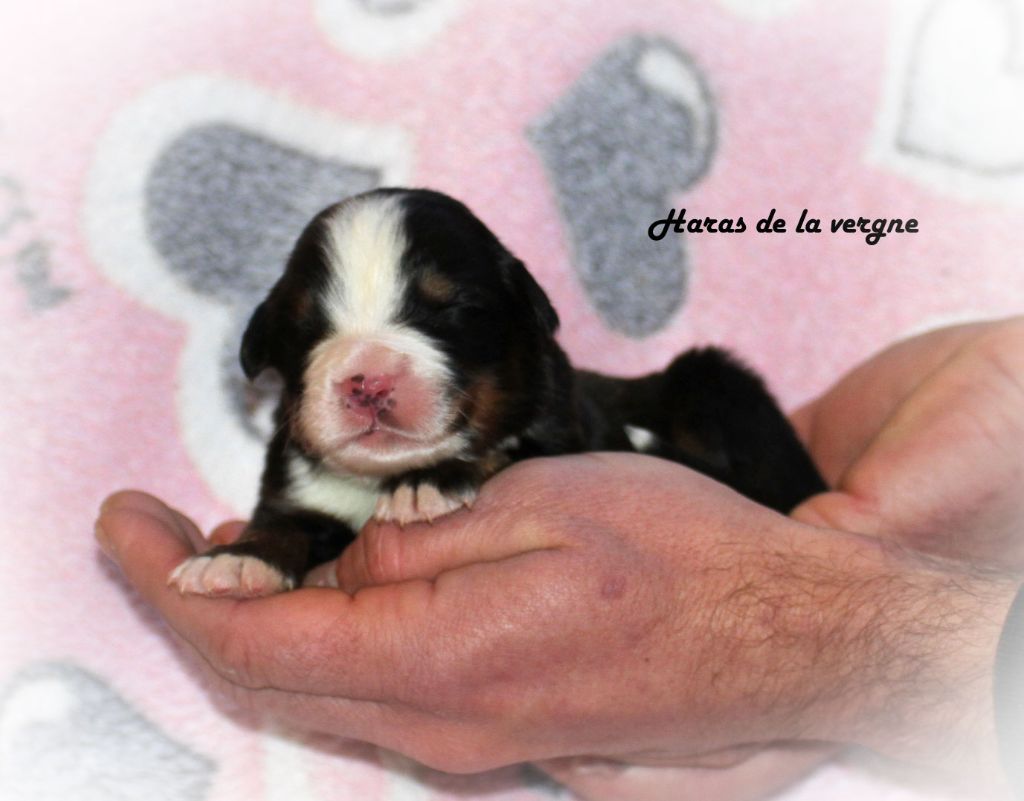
[780,531,1019,783]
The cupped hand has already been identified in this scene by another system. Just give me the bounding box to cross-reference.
[95,318,1023,799]
[791,316,1024,568]
[96,450,1011,786]
[101,457,817,772]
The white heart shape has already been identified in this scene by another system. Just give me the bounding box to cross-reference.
[716,0,806,19]
[899,0,1024,173]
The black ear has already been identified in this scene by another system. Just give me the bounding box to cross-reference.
[239,301,272,380]
[506,256,559,335]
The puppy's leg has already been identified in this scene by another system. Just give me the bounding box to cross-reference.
[653,348,826,512]
[169,506,356,598]
[373,460,484,526]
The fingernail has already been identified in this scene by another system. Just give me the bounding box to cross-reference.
[99,492,186,540]
[100,491,159,516]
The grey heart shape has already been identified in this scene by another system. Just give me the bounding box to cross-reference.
[145,123,382,439]
[529,35,716,338]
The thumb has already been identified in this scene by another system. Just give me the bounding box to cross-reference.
[319,500,563,593]
[790,490,884,538]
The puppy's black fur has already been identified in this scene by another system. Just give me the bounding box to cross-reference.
[180,189,825,596]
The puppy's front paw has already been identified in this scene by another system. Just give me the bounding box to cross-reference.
[373,483,476,526]
[168,553,295,598]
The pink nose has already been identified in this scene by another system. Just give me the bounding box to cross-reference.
[338,373,397,419]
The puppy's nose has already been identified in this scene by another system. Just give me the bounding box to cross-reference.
[338,373,397,418]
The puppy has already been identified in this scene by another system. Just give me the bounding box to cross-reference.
[170,188,825,598]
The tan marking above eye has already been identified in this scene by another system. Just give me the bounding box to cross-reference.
[417,269,456,303]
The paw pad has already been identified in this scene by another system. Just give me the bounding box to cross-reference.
[168,553,294,598]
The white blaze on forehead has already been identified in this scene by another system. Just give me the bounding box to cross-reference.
[322,193,408,334]
[300,192,462,475]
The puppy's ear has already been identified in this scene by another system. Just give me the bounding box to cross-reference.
[240,301,272,380]
[505,255,559,335]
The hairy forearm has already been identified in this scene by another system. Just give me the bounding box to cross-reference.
[698,527,1019,783]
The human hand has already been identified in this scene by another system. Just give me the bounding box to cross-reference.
[539,316,1024,799]
[96,453,1014,788]
[790,316,1024,568]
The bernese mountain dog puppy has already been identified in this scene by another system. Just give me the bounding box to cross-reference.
[170,188,825,598]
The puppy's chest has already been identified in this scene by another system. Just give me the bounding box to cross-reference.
[280,440,527,530]
[285,455,380,529]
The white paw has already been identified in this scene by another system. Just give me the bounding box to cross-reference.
[372,483,476,526]
[168,553,295,598]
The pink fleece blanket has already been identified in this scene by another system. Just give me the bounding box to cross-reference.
[3,1,1023,799]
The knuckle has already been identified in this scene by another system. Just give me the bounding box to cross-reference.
[211,675,265,717]
[209,626,264,690]
[358,523,403,586]
[404,727,510,774]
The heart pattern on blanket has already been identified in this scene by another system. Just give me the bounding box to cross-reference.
[0,663,214,801]
[146,123,381,439]
[147,124,380,306]
[898,0,1024,174]
[15,5,1024,801]
[716,0,807,19]
[314,0,465,60]
[0,172,73,312]
[86,76,411,510]
[529,35,716,338]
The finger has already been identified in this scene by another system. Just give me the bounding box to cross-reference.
[95,491,506,701]
[167,617,530,774]
[339,452,729,592]
[338,516,557,593]
[165,627,418,750]
[337,467,567,592]
[98,491,202,551]
[790,490,884,538]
